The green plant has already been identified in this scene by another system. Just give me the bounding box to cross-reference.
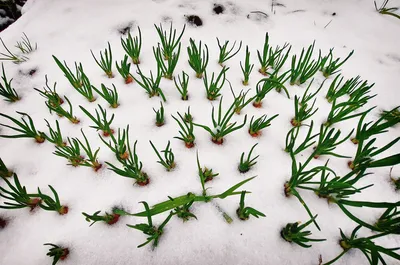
[127,201,174,249]
[155,23,185,60]
[290,41,321,85]
[197,152,219,190]
[121,27,142,64]
[149,140,176,171]
[80,104,115,136]
[184,106,193,122]
[71,64,96,102]
[106,140,149,186]
[257,32,290,75]
[82,208,121,226]
[236,190,265,220]
[0,63,19,102]
[381,107,400,122]
[217,38,242,66]
[154,43,181,79]
[92,83,119,108]
[170,197,197,221]
[349,137,400,171]
[203,66,229,100]
[53,137,84,167]
[100,125,129,160]
[390,167,400,190]
[291,96,318,127]
[281,215,325,248]
[285,121,318,155]
[187,38,209,78]
[323,225,400,265]
[374,0,400,19]
[45,96,80,124]
[194,97,247,144]
[43,120,66,147]
[15,33,37,54]
[249,114,278,137]
[324,91,375,127]
[240,45,254,86]
[0,38,28,63]
[52,56,84,90]
[253,74,289,107]
[320,49,354,77]
[0,111,46,143]
[76,129,102,171]
[37,185,68,215]
[153,101,165,127]
[91,42,113,78]
[174,71,189,100]
[313,125,353,159]
[238,144,259,174]
[44,243,69,265]
[172,111,195,148]
[352,107,400,144]
[0,174,41,210]
[374,206,400,234]
[230,87,254,115]
[325,75,363,103]
[133,65,166,101]
[0,158,13,178]
[34,75,64,108]
[116,55,133,84]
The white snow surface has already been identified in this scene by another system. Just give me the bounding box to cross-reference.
[0,0,400,264]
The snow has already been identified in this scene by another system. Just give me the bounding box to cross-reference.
[0,0,400,264]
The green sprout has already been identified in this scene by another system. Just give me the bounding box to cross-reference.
[184,106,193,122]
[375,206,400,234]
[291,95,318,127]
[126,201,174,249]
[320,49,354,77]
[92,83,119,108]
[203,66,229,100]
[0,174,41,210]
[172,111,195,148]
[380,107,400,122]
[53,137,85,167]
[82,208,121,226]
[323,225,400,265]
[257,32,291,75]
[34,75,64,110]
[153,101,165,127]
[43,120,66,147]
[80,104,114,136]
[116,55,133,84]
[154,43,181,79]
[44,243,69,265]
[133,65,166,101]
[15,33,37,54]
[313,125,353,159]
[76,130,102,171]
[238,143,259,173]
[174,71,189,100]
[390,167,400,190]
[249,114,278,137]
[325,75,364,103]
[240,45,254,86]
[0,111,46,143]
[37,185,68,215]
[216,38,242,66]
[154,23,185,60]
[0,157,13,178]
[121,27,142,64]
[0,63,20,102]
[285,121,318,155]
[187,38,209,78]
[253,74,288,108]
[52,56,83,90]
[169,197,197,222]
[100,125,129,160]
[374,0,400,19]
[281,215,325,248]
[193,97,247,144]
[197,152,219,188]
[45,96,80,124]
[290,41,321,85]
[236,190,265,220]
[230,86,254,115]
[106,140,149,186]
[149,140,176,171]
[0,38,28,63]
[91,42,113,78]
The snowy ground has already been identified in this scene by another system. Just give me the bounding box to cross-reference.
[0,0,400,264]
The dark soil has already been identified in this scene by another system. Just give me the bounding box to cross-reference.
[0,0,27,32]
[213,4,224,14]
[185,15,203,26]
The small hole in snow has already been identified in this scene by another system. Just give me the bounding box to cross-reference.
[213,4,224,14]
[185,15,203,26]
